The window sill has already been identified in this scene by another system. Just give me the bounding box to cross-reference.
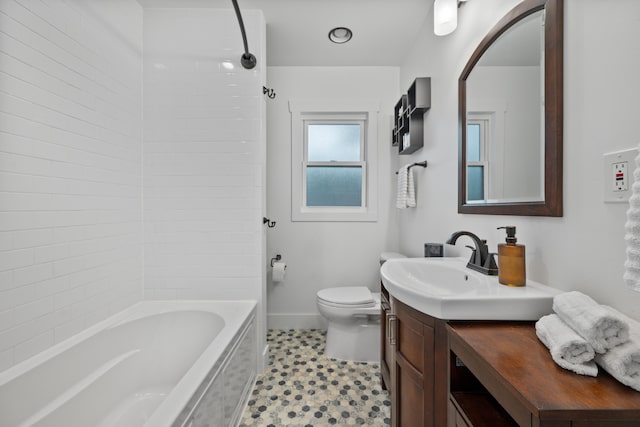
[292,206,377,222]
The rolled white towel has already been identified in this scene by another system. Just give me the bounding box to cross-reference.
[553,291,630,354]
[595,307,640,392]
[536,314,598,376]
[536,314,596,364]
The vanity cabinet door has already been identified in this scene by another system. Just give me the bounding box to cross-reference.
[393,299,436,427]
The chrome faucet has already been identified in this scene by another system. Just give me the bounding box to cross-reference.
[445,231,498,276]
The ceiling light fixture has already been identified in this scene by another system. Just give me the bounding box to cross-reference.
[328,27,353,44]
[434,0,458,36]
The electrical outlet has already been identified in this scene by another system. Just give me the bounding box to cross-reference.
[603,148,638,203]
[613,161,628,191]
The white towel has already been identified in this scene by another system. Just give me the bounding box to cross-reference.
[625,146,640,291]
[595,307,640,391]
[536,314,596,364]
[535,314,597,376]
[396,165,416,209]
[553,291,630,354]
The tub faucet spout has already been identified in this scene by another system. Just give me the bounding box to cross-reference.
[445,231,498,276]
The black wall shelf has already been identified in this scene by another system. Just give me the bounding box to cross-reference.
[392,77,431,155]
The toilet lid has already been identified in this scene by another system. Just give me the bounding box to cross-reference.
[317,287,375,307]
[380,252,406,263]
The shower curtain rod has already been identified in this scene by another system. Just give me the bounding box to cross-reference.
[231,0,257,69]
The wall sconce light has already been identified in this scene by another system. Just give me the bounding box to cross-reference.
[434,0,458,36]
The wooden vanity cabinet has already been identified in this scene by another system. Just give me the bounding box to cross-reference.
[382,295,640,426]
[380,284,393,391]
[448,322,640,427]
[390,294,449,427]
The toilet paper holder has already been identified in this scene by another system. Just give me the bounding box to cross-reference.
[270,254,282,267]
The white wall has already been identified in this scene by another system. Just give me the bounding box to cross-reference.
[143,9,268,360]
[398,0,640,319]
[266,66,399,328]
[0,0,144,370]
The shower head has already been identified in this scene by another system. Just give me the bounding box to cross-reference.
[241,52,257,70]
[231,0,256,70]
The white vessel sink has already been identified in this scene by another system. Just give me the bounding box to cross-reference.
[380,257,559,320]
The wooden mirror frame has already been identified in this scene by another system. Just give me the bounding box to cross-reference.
[458,0,563,216]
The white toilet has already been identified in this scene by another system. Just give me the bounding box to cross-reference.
[316,252,406,362]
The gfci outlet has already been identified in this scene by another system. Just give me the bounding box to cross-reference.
[603,148,638,203]
[613,162,628,191]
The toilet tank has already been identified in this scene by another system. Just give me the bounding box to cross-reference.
[380,252,406,265]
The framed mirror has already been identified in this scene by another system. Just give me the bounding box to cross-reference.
[458,0,563,216]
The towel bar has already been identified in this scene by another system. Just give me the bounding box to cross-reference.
[395,161,427,174]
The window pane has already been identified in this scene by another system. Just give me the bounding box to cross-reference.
[306,166,362,206]
[467,165,484,201]
[467,123,481,162]
[308,124,361,161]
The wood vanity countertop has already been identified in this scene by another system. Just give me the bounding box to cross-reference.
[448,322,640,423]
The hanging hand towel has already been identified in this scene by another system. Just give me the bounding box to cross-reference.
[595,307,640,392]
[624,146,640,291]
[535,313,597,376]
[553,291,630,354]
[396,165,416,209]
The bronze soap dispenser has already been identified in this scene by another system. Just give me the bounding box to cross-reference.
[497,226,526,287]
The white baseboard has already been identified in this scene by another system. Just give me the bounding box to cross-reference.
[267,313,326,330]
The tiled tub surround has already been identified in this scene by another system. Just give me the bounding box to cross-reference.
[0,300,257,427]
[0,0,144,370]
[142,6,268,369]
[241,330,391,426]
[1,0,268,374]
[142,8,266,302]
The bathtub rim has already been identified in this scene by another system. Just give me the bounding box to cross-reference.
[149,301,257,427]
[0,299,258,427]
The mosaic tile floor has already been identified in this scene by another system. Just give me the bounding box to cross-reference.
[240,329,391,427]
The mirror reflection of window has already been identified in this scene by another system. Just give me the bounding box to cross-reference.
[467,166,485,201]
[466,119,489,202]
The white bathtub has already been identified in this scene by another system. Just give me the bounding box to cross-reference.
[0,300,257,427]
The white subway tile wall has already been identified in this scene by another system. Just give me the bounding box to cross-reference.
[142,9,265,302]
[0,0,144,370]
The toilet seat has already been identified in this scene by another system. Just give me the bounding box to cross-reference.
[317,286,376,308]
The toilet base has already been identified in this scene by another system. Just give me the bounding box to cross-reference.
[325,321,380,363]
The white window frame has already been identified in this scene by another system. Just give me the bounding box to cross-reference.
[303,117,366,207]
[466,116,490,202]
[290,99,379,222]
